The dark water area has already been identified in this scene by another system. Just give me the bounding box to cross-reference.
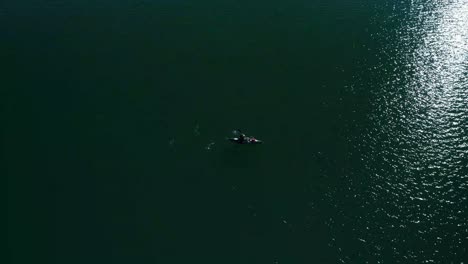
[4,0,467,263]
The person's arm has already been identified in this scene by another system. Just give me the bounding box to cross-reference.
[234,129,245,137]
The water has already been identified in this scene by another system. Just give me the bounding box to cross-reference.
[356,1,468,262]
[4,0,467,263]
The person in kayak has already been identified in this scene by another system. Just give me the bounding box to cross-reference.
[235,129,246,143]
[229,129,262,144]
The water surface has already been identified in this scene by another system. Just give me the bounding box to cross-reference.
[4,0,467,263]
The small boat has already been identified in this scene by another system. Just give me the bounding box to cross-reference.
[228,137,263,144]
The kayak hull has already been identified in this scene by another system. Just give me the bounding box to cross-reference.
[228,137,263,144]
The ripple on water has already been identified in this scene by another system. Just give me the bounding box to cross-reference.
[344,0,468,262]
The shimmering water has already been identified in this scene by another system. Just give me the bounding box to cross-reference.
[4,0,468,263]
[349,0,468,262]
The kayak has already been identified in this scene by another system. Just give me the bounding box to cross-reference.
[228,137,263,144]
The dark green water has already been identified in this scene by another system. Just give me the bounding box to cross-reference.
[5,0,467,263]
